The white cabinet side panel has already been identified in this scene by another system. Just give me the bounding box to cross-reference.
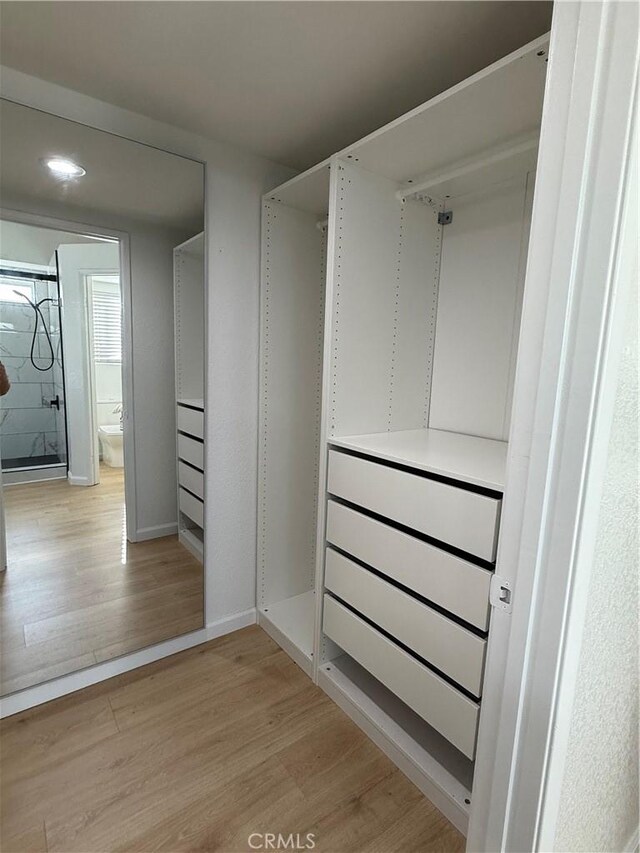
[391,197,442,430]
[258,201,325,606]
[429,176,533,440]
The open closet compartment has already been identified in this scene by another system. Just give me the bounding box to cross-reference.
[314,34,548,834]
[257,163,330,676]
[174,232,205,562]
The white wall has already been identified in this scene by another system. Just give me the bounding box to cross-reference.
[1,66,295,630]
[0,219,99,265]
[553,271,638,852]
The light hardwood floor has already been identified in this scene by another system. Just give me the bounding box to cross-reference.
[1,465,204,695]
[0,626,465,852]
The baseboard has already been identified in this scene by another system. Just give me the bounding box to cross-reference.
[625,826,639,853]
[1,608,256,718]
[68,474,92,486]
[135,522,179,541]
[3,466,67,485]
[206,608,256,640]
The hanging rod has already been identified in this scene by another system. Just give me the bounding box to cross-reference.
[396,132,539,202]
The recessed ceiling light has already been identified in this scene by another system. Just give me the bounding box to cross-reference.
[42,157,86,178]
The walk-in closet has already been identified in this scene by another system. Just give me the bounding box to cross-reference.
[258,33,548,833]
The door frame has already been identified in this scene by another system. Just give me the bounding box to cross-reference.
[0,207,137,542]
[468,3,639,850]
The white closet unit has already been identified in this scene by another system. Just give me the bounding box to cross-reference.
[174,232,205,562]
[258,34,549,833]
[257,163,330,676]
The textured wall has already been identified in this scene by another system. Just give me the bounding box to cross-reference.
[554,274,639,851]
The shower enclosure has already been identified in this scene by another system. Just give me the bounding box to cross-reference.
[0,266,68,480]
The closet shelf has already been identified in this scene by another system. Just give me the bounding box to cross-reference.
[329,428,507,492]
[258,590,316,676]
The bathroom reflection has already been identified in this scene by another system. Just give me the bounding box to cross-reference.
[0,99,205,696]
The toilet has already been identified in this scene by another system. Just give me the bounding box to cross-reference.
[98,425,124,467]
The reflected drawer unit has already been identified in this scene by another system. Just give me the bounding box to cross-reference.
[178,432,204,472]
[327,449,500,562]
[177,401,205,548]
[177,405,204,440]
[178,460,204,500]
[179,486,204,528]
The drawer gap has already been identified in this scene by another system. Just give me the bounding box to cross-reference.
[177,402,204,412]
[326,544,489,639]
[327,494,496,570]
[179,458,203,474]
[177,430,204,443]
[329,445,503,500]
[325,591,483,702]
[179,485,203,504]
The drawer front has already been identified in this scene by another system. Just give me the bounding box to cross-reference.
[178,433,204,471]
[178,461,204,500]
[326,500,491,630]
[325,548,486,696]
[179,487,204,528]
[177,405,204,440]
[327,450,500,561]
[323,594,479,758]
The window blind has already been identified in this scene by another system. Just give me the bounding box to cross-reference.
[92,290,122,362]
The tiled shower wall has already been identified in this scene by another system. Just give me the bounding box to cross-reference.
[0,278,66,466]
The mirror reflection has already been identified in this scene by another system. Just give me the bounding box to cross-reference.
[0,99,205,696]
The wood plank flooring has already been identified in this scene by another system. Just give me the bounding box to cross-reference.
[1,466,204,695]
[0,626,465,852]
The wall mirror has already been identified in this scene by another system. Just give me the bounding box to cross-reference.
[0,99,205,696]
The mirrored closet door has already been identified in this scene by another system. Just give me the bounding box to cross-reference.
[0,100,206,696]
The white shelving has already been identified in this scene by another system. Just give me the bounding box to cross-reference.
[257,31,549,838]
[328,429,507,492]
[258,590,316,677]
[174,232,205,562]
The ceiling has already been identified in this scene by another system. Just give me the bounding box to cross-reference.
[0,100,204,232]
[0,2,553,171]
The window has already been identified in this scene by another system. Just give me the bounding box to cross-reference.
[92,288,122,362]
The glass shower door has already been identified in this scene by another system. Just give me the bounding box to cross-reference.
[0,271,68,474]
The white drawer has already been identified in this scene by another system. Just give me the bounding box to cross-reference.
[177,405,204,440]
[178,433,204,471]
[323,595,479,759]
[326,500,491,630]
[178,461,204,500]
[325,549,486,696]
[179,487,204,528]
[327,449,500,561]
